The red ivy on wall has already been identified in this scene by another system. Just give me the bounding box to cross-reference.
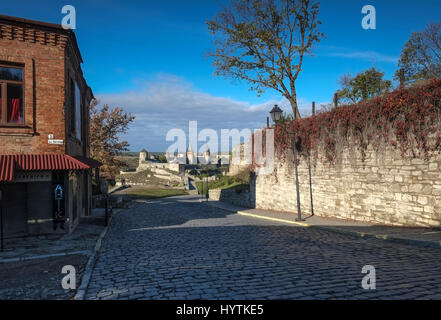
[267,78,441,164]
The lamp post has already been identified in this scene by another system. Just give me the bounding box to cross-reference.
[205,168,209,202]
[270,105,304,221]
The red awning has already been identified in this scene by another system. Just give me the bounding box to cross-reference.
[0,154,102,182]
[0,155,15,182]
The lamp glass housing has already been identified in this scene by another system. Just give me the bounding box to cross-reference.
[270,105,283,123]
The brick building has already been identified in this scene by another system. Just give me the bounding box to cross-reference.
[0,15,101,239]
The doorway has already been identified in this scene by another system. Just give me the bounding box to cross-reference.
[2,183,28,237]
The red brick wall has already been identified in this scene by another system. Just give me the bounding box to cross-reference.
[0,23,74,155]
[65,50,92,158]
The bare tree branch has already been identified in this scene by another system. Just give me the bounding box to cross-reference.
[207,0,325,119]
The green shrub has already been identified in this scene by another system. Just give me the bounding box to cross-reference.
[196,168,251,195]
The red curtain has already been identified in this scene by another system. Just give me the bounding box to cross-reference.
[7,98,20,123]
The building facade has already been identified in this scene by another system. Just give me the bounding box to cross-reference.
[0,15,100,239]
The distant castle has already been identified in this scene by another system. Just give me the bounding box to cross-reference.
[167,146,213,165]
[137,148,182,173]
[136,147,219,174]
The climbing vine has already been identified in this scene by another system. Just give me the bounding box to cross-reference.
[270,78,441,164]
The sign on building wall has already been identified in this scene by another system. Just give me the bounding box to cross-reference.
[14,172,52,182]
[48,139,64,145]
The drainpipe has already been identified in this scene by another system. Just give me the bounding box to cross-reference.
[308,102,315,216]
[308,153,314,216]
[0,189,4,252]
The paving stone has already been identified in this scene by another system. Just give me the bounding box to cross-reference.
[84,196,441,300]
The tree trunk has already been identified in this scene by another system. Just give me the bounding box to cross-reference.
[288,96,301,120]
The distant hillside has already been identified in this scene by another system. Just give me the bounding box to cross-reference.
[117,152,167,171]
[120,151,165,157]
[116,155,139,170]
[119,151,139,157]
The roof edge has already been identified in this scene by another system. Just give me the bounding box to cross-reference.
[0,14,83,63]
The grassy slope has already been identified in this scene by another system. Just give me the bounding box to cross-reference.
[118,169,182,187]
[195,174,250,195]
[124,188,188,199]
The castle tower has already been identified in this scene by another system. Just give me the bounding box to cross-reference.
[204,147,211,164]
[186,145,196,164]
[139,149,148,164]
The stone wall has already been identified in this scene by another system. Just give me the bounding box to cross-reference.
[228,164,250,176]
[255,144,441,227]
[209,184,255,208]
[137,161,185,173]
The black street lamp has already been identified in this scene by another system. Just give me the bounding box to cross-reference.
[269,105,304,221]
[270,105,283,123]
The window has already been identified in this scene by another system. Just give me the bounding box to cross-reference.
[69,78,82,141]
[0,65,24,124]
[70,78,75,133]
[75,82,81,140]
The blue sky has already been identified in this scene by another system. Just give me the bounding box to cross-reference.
[2,0,441,151]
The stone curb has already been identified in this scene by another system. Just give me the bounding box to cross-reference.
[236,210,310,227]
[0,250,91,264]
[204,201,441,250]
[313,225,441,250]
[73,209,120,300]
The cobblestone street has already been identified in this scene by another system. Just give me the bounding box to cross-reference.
[0,210,107,300]
[85,195,441,300]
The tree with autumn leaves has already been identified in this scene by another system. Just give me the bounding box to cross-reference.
[335,68,392,104]
[89,101,135,178]
[395,21,441,86]
[207,0,325,119]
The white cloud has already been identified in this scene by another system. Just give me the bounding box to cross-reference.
[320,46,398,64]
[96,74,316,152]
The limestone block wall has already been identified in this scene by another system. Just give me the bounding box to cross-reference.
[228,164,250,176]
[209,185,255,209]
[150,168,181,181]
[137,162,184,173]
[255,145,441,227]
